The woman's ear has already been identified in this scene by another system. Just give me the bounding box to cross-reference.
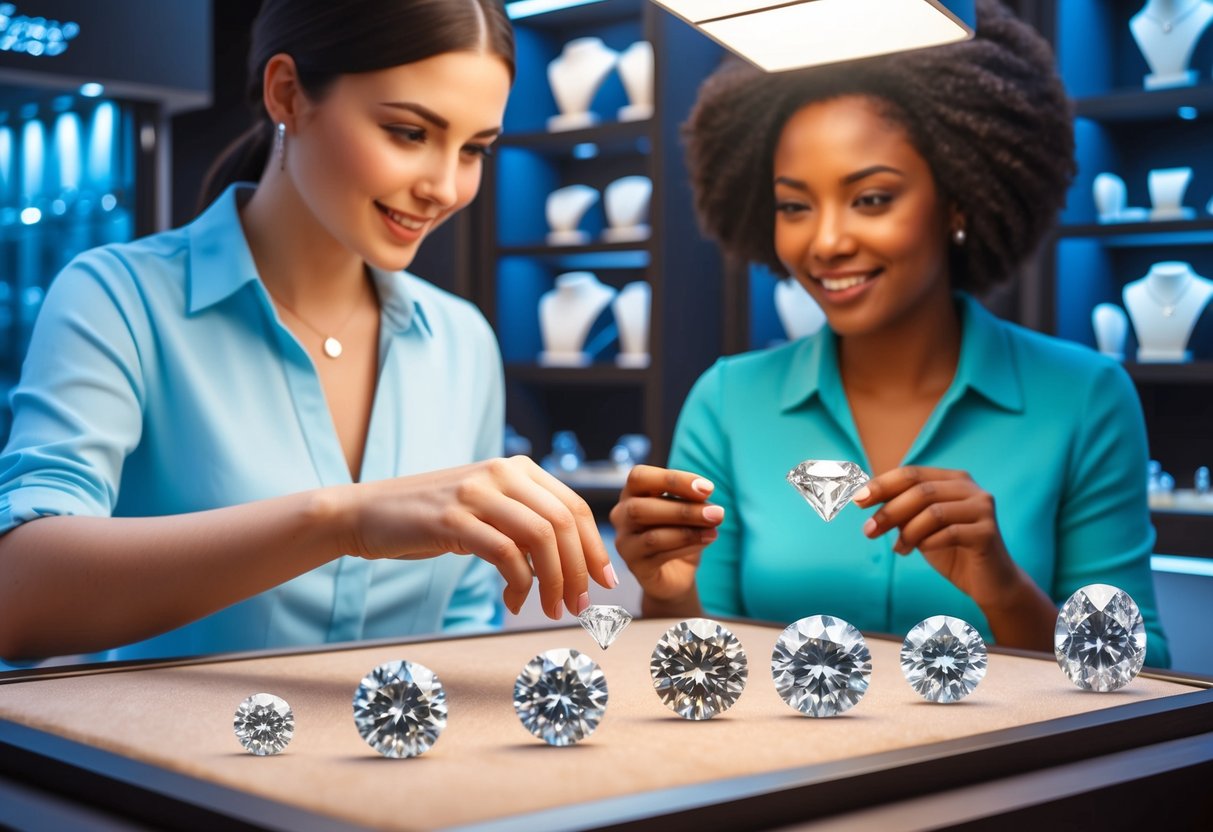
[262,53,304,130]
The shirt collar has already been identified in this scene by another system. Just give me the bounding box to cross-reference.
[779,292,1023,414]
[186,182,432,338]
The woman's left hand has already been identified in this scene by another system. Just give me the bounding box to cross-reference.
[851,466,1019,611]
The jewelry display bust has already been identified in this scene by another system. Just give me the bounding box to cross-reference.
[612,281,651,368]
[1092,302,1129,361]
[1093,172,1128,223]
[547,37,619,132]
[1129,0,1213,89]
[545,184,599,246]
[538,271,617,367]
[1148,166,1196,221]
[616,41,654,122]
[1123,261,1213,362]
[774,278,827,340]
[602,175,652,243]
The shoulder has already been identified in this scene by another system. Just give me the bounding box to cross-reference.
[684,337,811,416]
[46,228,191,307]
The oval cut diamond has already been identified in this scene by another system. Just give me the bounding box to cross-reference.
[900,616,987,703]
[233,692,294,756]
[786,460,870,522]
[1055,584,1146,692]
[353,660,447,758]
[650,618,747,720]
[514,648,609,746]
[771,615,870,717]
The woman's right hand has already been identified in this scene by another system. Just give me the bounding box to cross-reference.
[343,456,615,620]
[609,465,723,607]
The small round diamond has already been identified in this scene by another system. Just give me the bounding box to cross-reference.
[233,693,294,756]
[1055,584,1146,692]
[900,616,988,703]
[353,660,447,758]
[513,648,609,746]
[771,615,870,717]
[650,618,747,720]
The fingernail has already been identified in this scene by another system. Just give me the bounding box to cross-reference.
[551,599,564,619]
[703,505,724,523]
[854,486,871,502]
[575,592,590,615]
[701,528,718,543]
[691,478,714,495]
[604,563,619,589]
[862,517,877,536]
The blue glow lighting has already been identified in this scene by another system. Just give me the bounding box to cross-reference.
[1177,106,1198,121]
[506,0,607,20]
[1152,555,1213,578]
[572,142,599,160]
[100,193,117,211]
[20,118,43,199]
[19,206,40,224]
[87,102,116,188]
[79,83,104,98]
[0,4,80,57]
[54,112,82,191]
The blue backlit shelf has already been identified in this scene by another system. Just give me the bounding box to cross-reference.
[499,119,652,156]
[1073,86,1213,123]
[1056,218,1213,247]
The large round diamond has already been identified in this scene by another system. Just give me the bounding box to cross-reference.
[1055,584,1146,692]
[353,660,447,758]
[771,615,870,717]
[513,648,609,746]
[900,615,987,703]
[650,618,747,720]
[233,692,294,756]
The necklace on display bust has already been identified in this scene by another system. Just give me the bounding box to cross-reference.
[265,284,365,359]
[1144,273,1194,317]
[1143,0,1204,32]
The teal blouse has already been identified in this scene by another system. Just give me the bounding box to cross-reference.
[670,294,1170,668]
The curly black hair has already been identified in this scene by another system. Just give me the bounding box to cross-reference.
[683,0,1074,294]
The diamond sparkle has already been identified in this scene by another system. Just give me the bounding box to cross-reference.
[513,648,609,746]
[1055,584,1146,692]
[578,604,633,649]
[233,693,294,756]
[650,618,747,720]
[771,615,871,717]
[352,660,447,758]
[787,460,870,522]
[900,616,988,703]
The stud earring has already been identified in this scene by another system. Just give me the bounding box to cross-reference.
[952,227,966,246]
[275,122,287,171]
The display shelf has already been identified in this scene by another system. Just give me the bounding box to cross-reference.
[1154,512,1213,559]
[505,363,651,385]
[1057,218,1213,246]
[1126,362,1213,384]
[498,119,652,155]
[498,241,653,261]
[1074,85,1213,122]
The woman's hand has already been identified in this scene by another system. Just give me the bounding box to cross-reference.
[344,456,616,620]
[609,464,723,611]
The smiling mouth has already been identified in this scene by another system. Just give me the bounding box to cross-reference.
[816,270,881,291]
[375,202,429,231]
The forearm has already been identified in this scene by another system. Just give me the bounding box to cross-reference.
[0,487,350,660]
[641,589,704,620]
[982,567,1057,653]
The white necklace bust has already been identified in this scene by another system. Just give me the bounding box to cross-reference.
[547,37,618,132]
[538,272,617,367]
[1123,260,1213,362]
[1129,0,1213,89]
[613,281,651,368]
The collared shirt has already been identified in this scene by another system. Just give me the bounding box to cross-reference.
[671,294,1170,668]
[0,184,505,663]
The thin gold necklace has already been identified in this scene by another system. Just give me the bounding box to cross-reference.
[1143,0,1203,32]
[265,283,366,359]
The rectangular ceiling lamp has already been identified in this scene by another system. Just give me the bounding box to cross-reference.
[648,0,976,72]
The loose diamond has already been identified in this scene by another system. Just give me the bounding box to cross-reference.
[578,604,633,649]
[233,693,294,756]
[513,648,609,746]
[1055,584,1146,692]
[650,618,747,720]
[771,615,870,717]
[787,460,870,522]
[353,660,447,758]
[900,616,988,703]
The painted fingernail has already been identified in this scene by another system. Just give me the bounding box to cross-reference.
[576,592,590,615]
[862,517,877,536]
[604,563,619,589]
[854,486,871,502]
[703,505,724,523]
[691,478,714,495]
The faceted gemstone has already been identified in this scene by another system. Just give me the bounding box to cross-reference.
[786,460,870,522]
[650,618,748,720]
[352,660,447,758]
[233,693,294,756]
[513,648,609,746]
[771,615,870,717]
[900,616,988,703]
[578,604,633,650]
[1055,584,1146,692]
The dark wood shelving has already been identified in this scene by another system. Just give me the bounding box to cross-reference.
[498,240,653,260]
[1127,362,1213,384]
[499,118,652,156]
[1057,218,1213,246]
[505,363,652,385]
[1073,85,1213,123]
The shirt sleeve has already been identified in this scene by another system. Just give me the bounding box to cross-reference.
[668,359,745,617]
[1055,359,1170,668]
[0,250,147,534]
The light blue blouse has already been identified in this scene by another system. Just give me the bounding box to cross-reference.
[671,294,1171,668]
[0,184,505,664]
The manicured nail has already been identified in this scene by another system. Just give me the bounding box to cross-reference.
[703,505,724,523]
[604,563,619,589]
[551,599,564,619]
[701,528,718,543]
[854,486,871,503]
[862,517,877,536]
[576,592,590,615]
[691,478,714,495]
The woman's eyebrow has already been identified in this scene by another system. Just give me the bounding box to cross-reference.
[381,101,501,139]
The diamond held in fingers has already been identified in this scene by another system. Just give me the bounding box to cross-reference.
[900,615,987,703]
[1055,584,1146,692]
[650,618,747,720]
[234,693,294,756]
[771,615,870,717]
[353,660,447,758]
[578,604,633,649]
[514,648,609,746]
[787,460,870,522]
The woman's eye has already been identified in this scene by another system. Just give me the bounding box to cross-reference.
[855,193,892,209]
[387,126,426,143]
[775,201,808,215]
[462,144,494,159]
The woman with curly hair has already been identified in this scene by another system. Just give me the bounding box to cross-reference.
[611,0,1169,666]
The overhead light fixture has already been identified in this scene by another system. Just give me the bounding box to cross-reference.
[648,0,976,72]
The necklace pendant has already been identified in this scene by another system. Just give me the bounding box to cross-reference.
[1164,21,1172,32]
[1163,306,1175,317]
[323,336,344,359]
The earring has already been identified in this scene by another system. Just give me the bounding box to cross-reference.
[952,227,966,246]
[275,122,286,171]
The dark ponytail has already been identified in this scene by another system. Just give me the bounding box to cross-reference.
[196,0,515,212]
